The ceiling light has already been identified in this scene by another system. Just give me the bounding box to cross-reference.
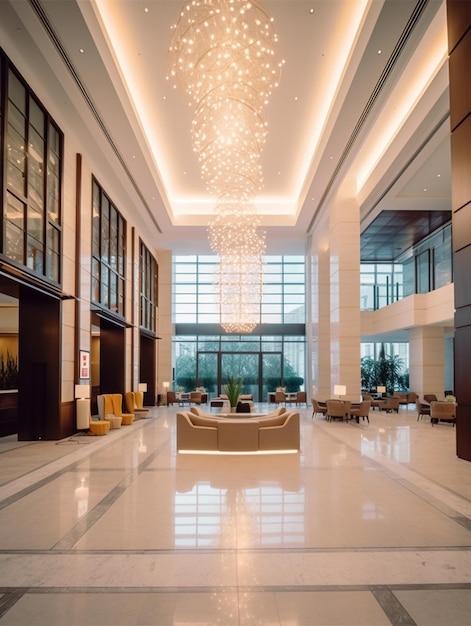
[169,0,283,333]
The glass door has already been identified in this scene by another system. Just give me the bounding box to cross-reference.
[196,352,219,399]
[261,352,282,403]
[221,352,260,401]
[197,349,283,403]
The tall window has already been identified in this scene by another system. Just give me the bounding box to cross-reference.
[91,179,126,316]
[173,255,305,324]
[172,255,306,399]
[2,59,62,283]
[361,224,452,309]
[360,263,403,311]
[140,241,158,333]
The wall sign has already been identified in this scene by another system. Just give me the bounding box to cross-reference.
[80,351,90,379]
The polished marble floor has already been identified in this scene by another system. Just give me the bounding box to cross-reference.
[0,404,471,625]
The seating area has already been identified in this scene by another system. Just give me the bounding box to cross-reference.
[167,391,208,406]
[309,390,455,428]
[176,406,300,453]
[210,394,254,411]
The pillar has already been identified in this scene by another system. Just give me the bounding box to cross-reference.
[308,233,331,401]
[409,326,445,398]
[328,193,361,400]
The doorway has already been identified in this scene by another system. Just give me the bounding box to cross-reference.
[196,350,283,402]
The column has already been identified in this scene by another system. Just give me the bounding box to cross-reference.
[328,193,361,401]
[409,326,445,398]
[307,234,331,401]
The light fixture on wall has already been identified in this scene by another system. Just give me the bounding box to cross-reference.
[333,384,346,400]
[168,0,283,333]
[75,384,90,430]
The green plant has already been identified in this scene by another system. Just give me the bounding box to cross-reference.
[360,344,404,393]
[0,351,18,390]
[223,375,243,408]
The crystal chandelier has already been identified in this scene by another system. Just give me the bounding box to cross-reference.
[169,0,283,332]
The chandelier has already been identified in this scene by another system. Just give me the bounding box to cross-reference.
[169,0,283,332]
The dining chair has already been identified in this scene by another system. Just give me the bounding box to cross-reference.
[312,398,327,419]
[416,397,431,421]
[326,399,350,422]
[349,400,371,424]
[430,401,456,426]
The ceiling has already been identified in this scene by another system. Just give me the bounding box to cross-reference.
[1,0,451,257]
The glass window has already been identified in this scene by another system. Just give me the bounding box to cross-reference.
[2,61,63,284]
[172,256,306,399]
[91,179,126,316]
[140,242,158,333]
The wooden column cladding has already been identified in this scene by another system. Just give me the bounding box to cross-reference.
[447,1,471,460]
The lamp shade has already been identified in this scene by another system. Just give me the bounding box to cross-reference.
[333,385,346,396]
[376,386,386,394]
[163,381,170,389]
[75,384,90,399]
[138,383,147,392]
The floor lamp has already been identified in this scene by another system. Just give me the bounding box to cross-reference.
[75,384,90,430]
[333,385,346,400]
[162,381,170,405]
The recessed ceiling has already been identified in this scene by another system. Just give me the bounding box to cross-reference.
[361,209,451,262]
[1,0,451,255]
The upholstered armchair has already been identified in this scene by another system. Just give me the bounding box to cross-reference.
[296,391,307,406]
[125,391,149,417]
[349,400,371,423]
[167,391,177,406]
[111,393,134,425]
[275,391,287,405]
[430,401,456,426]
[362,393,384,410]
[381,396,400,413]
[393,392,408,406]
[416,397,431,421]
[96,394,121,429]
[326,399,351,422]
[190,391,202,405]
[311,399,327,419]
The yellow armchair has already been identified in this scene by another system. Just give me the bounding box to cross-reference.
[125,391,149,417]
[111,393,134,425]
[97,394,122,429]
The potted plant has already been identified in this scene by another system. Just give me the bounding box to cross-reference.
[223,376,243,412]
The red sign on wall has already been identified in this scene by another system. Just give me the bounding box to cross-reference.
[80,351,89,379]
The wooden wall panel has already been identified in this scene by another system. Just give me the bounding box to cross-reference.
[452,203,471,254]
[453,245,471,309]
[448,0,471,461]
[448,29,471,129]
[447,0,471,51]
[450,114,471,213]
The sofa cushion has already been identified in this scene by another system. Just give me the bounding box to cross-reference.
[190,414,219,427]
[257,414,287,426]
[218,419,259,451]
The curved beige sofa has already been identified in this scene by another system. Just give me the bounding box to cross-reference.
[176,407,300,453]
